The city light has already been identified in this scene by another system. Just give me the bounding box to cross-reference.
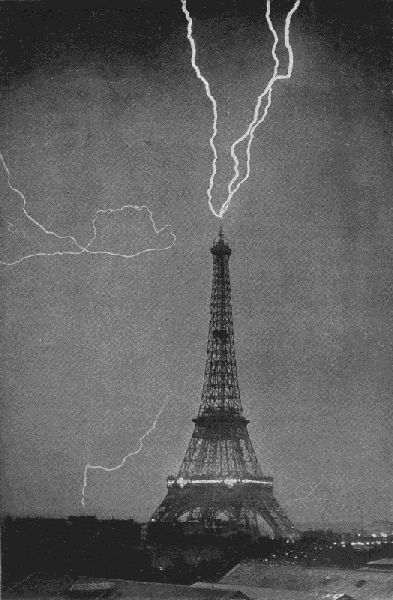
[167,477,273,488]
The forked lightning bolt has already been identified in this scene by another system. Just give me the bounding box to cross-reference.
[181,0,301,218]
[225,0,301,215]
[81,399,169,508]
[1,152,176,266]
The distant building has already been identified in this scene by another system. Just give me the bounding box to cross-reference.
[366,558,393,571]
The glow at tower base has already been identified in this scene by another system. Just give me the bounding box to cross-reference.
[167,476,274,488]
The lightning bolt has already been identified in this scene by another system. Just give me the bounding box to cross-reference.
[224,0,301,216]
[180,0,218,218]
[1,152,176,266]
[81,399,169,509]
[181,0,301,218]
[1,151,175,507]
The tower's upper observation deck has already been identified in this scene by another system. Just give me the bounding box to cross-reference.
[211,225,231,256]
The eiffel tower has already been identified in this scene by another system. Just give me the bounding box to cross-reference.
[149,229,298,539]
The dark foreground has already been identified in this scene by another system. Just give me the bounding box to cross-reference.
[3,568,393,600]
[1,516,266,588]
[2,517,393,593]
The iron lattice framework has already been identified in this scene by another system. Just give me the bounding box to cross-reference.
[149,229,297,539]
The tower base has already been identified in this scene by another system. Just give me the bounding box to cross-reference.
[149,480,298,540]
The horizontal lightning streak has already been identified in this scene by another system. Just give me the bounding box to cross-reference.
[1,152,176,266]
[81,400,169,508]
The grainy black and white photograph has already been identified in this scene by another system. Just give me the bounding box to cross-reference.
[1,0,393,598]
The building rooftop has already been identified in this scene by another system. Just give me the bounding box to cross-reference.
[366,558,393,568]
[3,575,246,600]
[4,563,393,600]
[218,561,393,599]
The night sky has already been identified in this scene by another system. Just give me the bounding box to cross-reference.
[1,0,392,526]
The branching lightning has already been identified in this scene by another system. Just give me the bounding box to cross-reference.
[181,0,301,218]
[1,152,176,266]
[81,399,169,508]
[224,0,301,215]
[1,149,176,507]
